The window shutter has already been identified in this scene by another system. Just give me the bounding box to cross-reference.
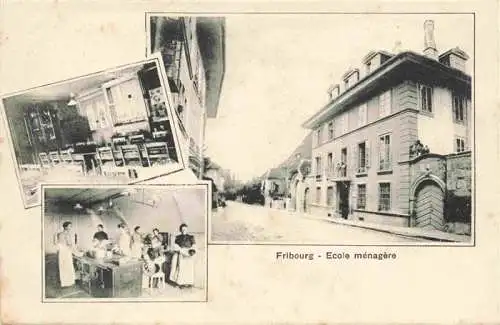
[387,135,392,168]
[377,136,381,171]
[353,144,358,173]
[365,141,370,169]
[417,84,422,110]
[350,144,356,176]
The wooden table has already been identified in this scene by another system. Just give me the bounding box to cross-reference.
[73,255,143,298]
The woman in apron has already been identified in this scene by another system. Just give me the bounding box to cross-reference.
[169,223,196,289]
[151,228,164,256]
[117,223,132,256]
[130,226,143,259]
[57,221,76,287]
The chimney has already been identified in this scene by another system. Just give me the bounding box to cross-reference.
[423,20,438,60]
[393,40,403,54]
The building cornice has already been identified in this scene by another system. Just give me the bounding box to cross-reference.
[302,51,471,129]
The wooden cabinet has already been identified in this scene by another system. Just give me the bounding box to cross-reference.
[74,256,143,298]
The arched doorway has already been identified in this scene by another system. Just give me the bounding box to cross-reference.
[303,188,310,213]
[414,179,445,230]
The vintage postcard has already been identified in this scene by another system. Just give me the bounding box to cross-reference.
[41,184,209,302]
[0,2,498,325]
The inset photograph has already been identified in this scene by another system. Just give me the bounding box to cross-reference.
[187,14,473,246]
[42,184,208,302]
[1,56,187,208]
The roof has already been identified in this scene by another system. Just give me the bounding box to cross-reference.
[259,132,313,181]
[277,132,313,171]
[302,50,472,129]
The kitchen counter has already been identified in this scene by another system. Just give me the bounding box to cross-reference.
[73,253,141,269]
[73,254,143,298]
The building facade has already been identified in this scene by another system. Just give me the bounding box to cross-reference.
[301,21,472,234]
[150,16,225,178]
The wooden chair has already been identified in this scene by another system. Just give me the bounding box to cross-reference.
[144,142,171,166]
[71,153,85,173]
[96,146,117,175]
[48,151,61,165]
[59,149,74,164]
[149,269,166,289]
[39,153,51,168]
[120,144,142,166]
[96,146,116,166]
[128,134,145,145]
[112,137,128,148]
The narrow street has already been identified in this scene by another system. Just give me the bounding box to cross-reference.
[211,201,430,244]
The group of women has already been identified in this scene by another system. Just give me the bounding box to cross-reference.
[55,220,197,291]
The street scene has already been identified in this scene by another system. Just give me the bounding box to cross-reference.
[212,201,433,244]
[204,14,473,244]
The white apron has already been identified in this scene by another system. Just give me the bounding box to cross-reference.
[169,249,195,286]
[130,234,143,259]
[57,243,75,287]
[119,233,132,256]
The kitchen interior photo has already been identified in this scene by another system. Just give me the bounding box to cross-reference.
[2,58,185,206]
[43,186,207,301]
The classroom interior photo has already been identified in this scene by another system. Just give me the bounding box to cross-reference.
[2,58,185,207]
[43,185,207,301]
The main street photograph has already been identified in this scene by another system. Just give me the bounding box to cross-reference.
[175,14,473,245]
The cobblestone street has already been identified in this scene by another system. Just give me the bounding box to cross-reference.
[211,201,430,244]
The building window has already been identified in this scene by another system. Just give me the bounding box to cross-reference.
[378,183,391,211]
[340,113,348,135]
[315,156,322,180]
[418,84,433,113]
[327,153,333,175]
[327,186,334,206]
[455,137,466,153]
[378,134,391,171]
[328,121,334,140]
[357,141,368,174]
[316,187,321,204]
[358,103,367,127]
[379,90,391,118]
[366,61,372,74]
[357,184,367,209]
[453,95,466,123]
[316,127,323,146]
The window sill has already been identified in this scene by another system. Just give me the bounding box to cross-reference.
[354,209,408,218]
[355,171,368,177]
[377,169,393,175]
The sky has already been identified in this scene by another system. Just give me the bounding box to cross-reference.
[204,14,474,181]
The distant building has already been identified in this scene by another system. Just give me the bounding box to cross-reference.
[260,132,313,209]
[301,20,472,234]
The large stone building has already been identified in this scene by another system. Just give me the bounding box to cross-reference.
[150,16,225,178]
[301,20,472,234]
